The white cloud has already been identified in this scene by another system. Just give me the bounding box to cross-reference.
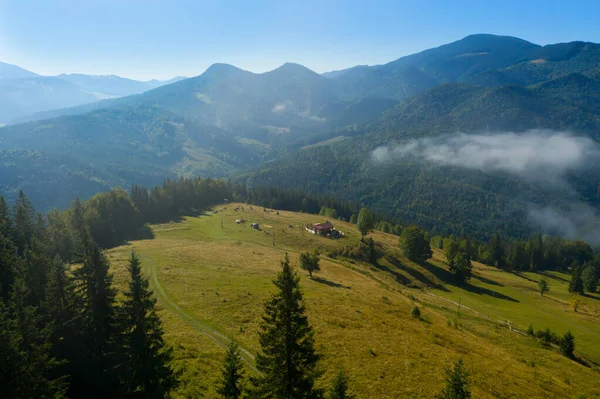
[271,103,287,113]
[371,130,599,183]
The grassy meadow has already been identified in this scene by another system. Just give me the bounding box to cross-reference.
[106,204,600,398]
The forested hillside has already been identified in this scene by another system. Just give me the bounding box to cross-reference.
[2,34,600,242]
[241,76,600,239]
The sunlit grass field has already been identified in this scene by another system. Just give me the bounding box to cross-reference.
[107,204,600,398]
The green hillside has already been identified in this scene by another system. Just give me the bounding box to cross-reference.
[106,204,600,398]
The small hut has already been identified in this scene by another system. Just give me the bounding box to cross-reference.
[306,221,334,236]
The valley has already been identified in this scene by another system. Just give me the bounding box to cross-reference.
[106,204,600,398]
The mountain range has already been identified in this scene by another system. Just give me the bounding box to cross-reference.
[2,33,600,240]
[0,61,185,124]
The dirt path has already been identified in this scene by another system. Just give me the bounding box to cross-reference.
[141,255,259,374]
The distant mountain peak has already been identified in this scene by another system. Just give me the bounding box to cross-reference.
[268,62,321,78]
[0,61,39,79]
[204,63,246,76]
[460,33,534,42]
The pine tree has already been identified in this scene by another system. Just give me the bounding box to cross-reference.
[367,237,377,265]
[0,296,22,398]
[42,257,78,385]
[12,190,37,255]
[71,235,121,397]
[560,330,575,358]
[0,195,12,239]
[8,278,67,398]
[0,234,21,303]
[581,263,598,293]
[122,250,177,398]
[218,341,244,399]
[329,368,353,399]
[437,359,471,399]
[252,254,322,398]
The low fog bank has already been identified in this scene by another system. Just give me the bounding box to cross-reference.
[528,203,600,246]
[372,129,600,241]
[371,130,599,184]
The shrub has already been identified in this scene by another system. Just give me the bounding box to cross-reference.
[411,305,421,319]
[526,325,534,336]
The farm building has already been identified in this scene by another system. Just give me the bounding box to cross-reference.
[306,221,334,236]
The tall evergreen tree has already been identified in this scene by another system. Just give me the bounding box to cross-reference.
[71,235,121,397]
[581,263,598,293]
[329,369,353,399]
[122,250,177,398]
[7,278,67,398]
[42,257,78,386]
[218,341,244,399]
[437,359,471,399]
[12,190,37,255]
[252,254,322,398]
[560,331,575,358]
[0,195,12,238]
[0,234,20,303]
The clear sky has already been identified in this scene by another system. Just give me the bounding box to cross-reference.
[1,0,599,81]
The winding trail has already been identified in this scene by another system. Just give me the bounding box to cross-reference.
[141,255,259,374]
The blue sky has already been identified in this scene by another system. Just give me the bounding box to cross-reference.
[1,0,599,80]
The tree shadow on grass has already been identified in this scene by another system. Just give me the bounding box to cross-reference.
[373,261,412,286]
[472,274,504,287]
[540,271,570,283]
[385,255,449,291]
[463,283,520,303]
[311,276,351,289]
[582,292,600,302]
[419,261,519,302]
[513,272,537,283]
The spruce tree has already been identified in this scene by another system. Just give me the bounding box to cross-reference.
[568,264,584,294]
[329,368,353,399]
[8,278,67,398]
[218,341,244,399]
[0,195,12,238]
[581,264,598,292]
[537,277,549,296]
[252,253,322,398]
[42,257,78,384]
[560,331,575,358]
[437,359,471,399]
[12,190,37,255]
[122,250,177,398]
[71,235,121,397]
[0,234,20,303]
